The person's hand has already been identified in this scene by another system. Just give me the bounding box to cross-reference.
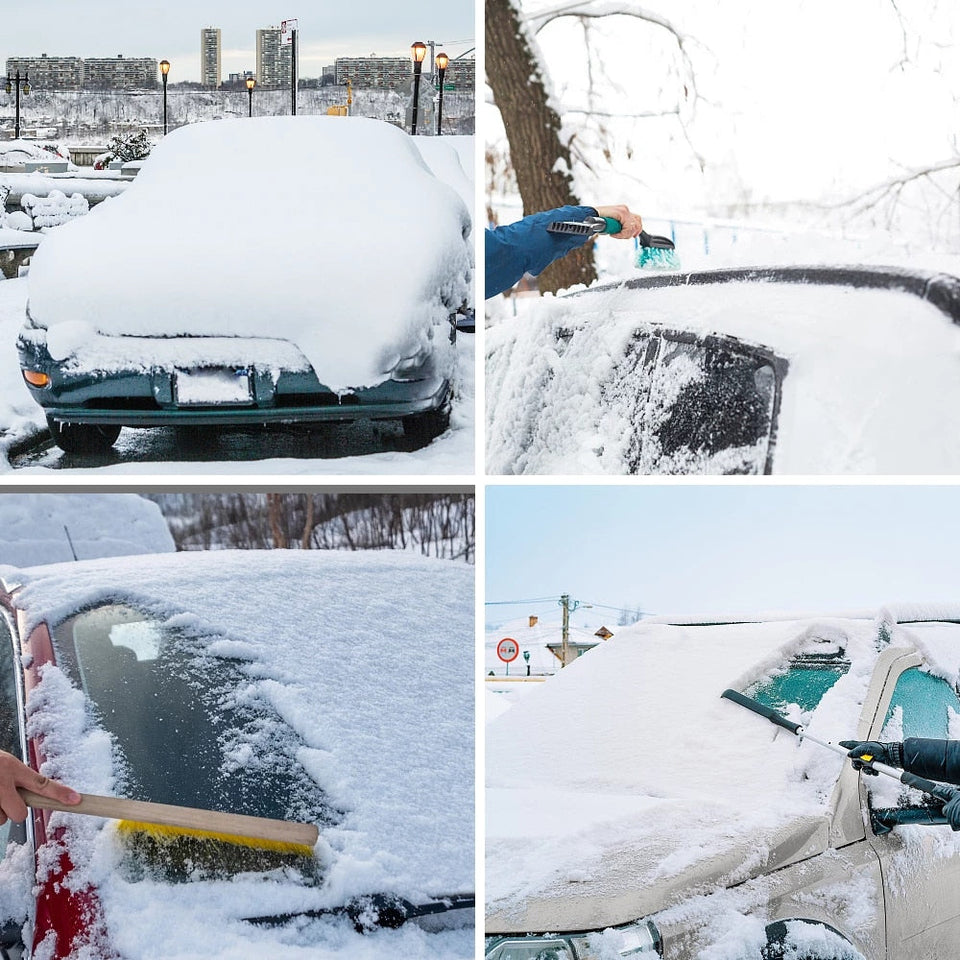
[839,740,903,774]
[942,792,960,830]
[594,204,643,240]
[0,751,81,824]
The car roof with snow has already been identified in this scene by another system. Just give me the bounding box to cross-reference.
[26,116,473,394]
[486,606,960,930]
[486,265,960,474]
[2,549,473,958]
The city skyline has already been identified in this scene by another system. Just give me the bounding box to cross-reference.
[0,2,474,82]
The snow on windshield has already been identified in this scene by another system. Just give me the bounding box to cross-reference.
[486,280,960,474]
[10,550,474,959]
[26,117,473,392]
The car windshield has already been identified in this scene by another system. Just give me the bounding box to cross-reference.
[50,603,336,835]
[747,648,851,714]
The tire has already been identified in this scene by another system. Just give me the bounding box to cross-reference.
[47,417,121,454]
[401,401,451,445]
[761,920,864,960]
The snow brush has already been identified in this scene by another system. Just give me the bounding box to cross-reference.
[720,689,960,822]
[546,217,680,270]
[20,788,319,877]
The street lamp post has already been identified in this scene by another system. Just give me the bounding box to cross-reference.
[159,59,170,134]
[246,76,256,117]
[5,72,31,140]
[435,52,448,136]
[410,41,427,135]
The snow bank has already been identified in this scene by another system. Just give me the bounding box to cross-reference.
[486,278,960,474]
[11,550,473,958]
[0,494,173,567]
[27,117,473,392]
[20,190,88,230]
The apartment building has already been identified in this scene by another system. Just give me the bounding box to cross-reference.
[255,27,292,89]
[200,27,221,88]
[83,56,158,89]
[5,55,83,90]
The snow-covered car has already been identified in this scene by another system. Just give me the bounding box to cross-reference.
[0,550,474,959]
[486,607,960,959]
[17,116,473,453]
[486,266,960,475]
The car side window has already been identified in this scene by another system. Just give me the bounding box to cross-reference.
[866,667,960,822]
[883,667,960,740]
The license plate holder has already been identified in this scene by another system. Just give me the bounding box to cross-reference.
[175,367,253,406]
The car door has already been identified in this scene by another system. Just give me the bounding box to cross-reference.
[865,658,960,959]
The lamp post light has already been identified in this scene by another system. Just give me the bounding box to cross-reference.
[435,52,448,136]
[5,71,31,140]
[410,41,427,135]
[246,76,256,117]
[159,59,170,134]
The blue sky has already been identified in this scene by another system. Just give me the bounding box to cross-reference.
[485,484,960,627]
[4,2,474,81]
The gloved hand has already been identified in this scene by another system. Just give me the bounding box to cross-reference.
[839,740,904,774]
[942,792,960,830]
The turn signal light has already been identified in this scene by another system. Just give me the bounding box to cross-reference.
[22,370,50,388]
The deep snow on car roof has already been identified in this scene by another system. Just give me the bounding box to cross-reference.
[486,612,960,918]
[7,550,474,958]
[26,117,473,393]
[486,272,960,474]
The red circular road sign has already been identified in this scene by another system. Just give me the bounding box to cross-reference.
[497,637,519,663]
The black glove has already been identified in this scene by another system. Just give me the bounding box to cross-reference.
[942,792,960,830]
[839,740,904,775]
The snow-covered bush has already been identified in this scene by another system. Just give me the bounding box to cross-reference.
[20,191,89,231]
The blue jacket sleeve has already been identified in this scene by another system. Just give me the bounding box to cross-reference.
[485,205,598,299]
[902,738,960,786]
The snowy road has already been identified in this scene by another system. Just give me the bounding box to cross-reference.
[0,278,476,475]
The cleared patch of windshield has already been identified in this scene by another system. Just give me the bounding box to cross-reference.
[51,603,338,840]
[748,650,851,715]
[606,330,783,475]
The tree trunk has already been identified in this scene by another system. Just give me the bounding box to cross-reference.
[486,0,597,293]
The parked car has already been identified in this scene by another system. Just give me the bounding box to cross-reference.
[486,607,960,959]
[486,266,960,475]
[0,549,474,958]
[18,116,473,453]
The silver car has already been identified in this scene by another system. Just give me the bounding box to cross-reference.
[485,609,960,959]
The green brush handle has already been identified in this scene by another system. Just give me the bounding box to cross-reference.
[601,217,622,234]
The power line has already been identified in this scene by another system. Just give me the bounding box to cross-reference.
[485,597,559,606]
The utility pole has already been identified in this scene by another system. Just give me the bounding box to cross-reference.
[559,593,579,667]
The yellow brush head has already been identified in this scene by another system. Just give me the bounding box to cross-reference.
[117,820,318,882]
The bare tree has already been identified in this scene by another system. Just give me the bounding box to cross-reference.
[487,0,699,293]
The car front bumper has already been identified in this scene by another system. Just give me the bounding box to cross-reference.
[18,332,451,427]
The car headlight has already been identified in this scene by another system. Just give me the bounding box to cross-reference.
[485,920,662,959]
[390,346,432,381]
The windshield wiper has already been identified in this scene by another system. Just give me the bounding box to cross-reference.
[243,892,475,933]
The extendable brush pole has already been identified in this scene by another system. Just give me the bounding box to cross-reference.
[720,689,960,807]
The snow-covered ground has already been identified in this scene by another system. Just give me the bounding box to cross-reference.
[2,549,474,959]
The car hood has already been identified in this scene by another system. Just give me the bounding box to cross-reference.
[485,617,894,933]
[26,117,473,392]
[486,792,829,932]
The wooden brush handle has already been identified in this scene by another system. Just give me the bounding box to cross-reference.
[19,789,319,848]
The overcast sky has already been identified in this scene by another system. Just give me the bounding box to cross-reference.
[4,1,475,81]
[486,485,960,628]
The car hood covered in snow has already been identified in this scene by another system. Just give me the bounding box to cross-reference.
[26,117,473,392]
[486,609,960,933]
[1,550,474,959]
